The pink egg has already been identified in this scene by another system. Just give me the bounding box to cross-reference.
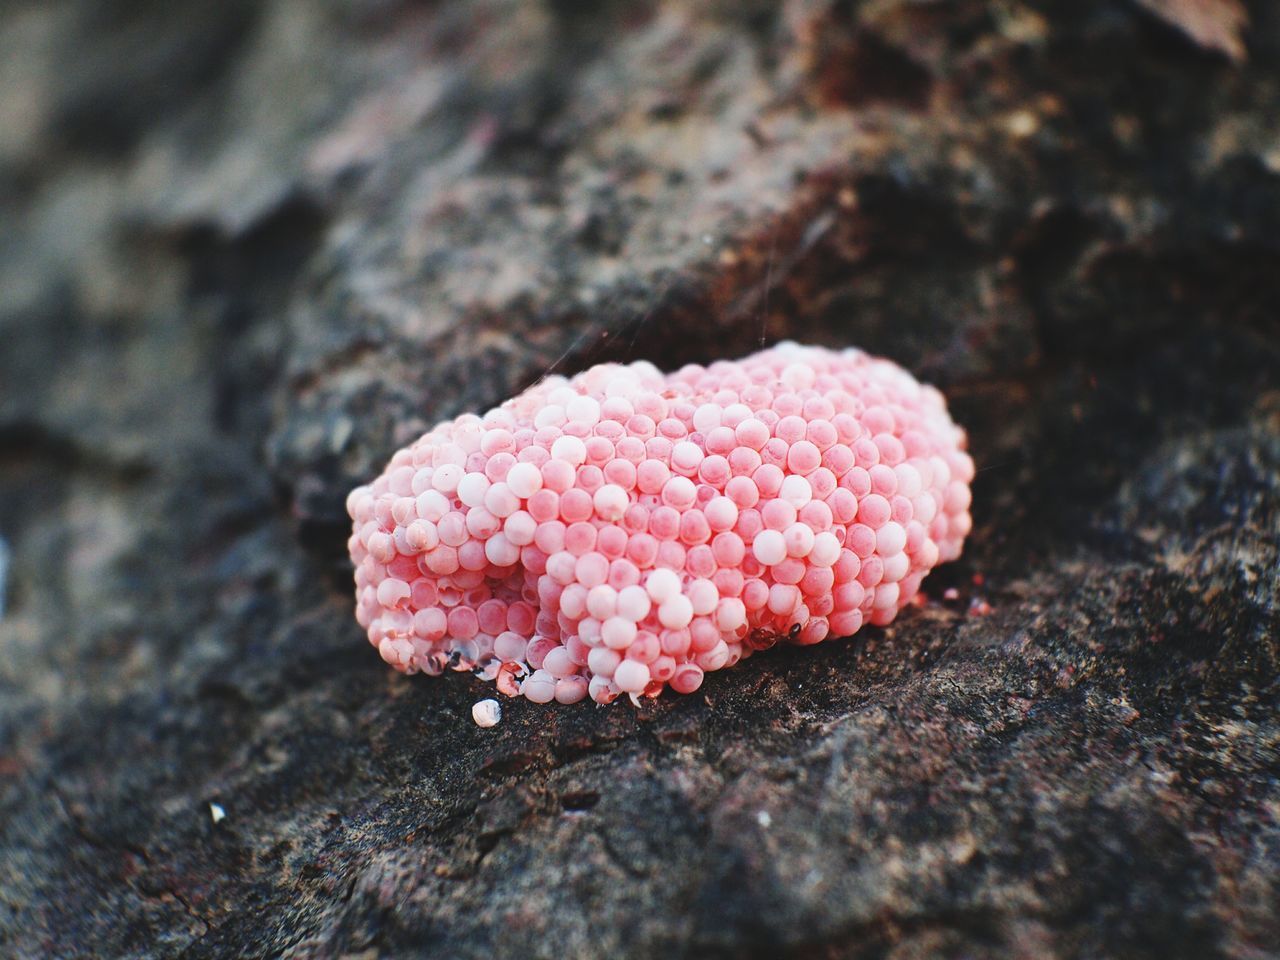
[347,343,972,703]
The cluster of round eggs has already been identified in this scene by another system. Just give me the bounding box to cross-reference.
[346,342,973,705]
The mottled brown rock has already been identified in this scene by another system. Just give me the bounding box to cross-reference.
[1,1,1278,958]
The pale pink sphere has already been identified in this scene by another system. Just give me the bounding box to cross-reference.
[348,342,972,703]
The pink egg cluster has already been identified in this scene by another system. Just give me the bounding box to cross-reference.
[346,342,973,705]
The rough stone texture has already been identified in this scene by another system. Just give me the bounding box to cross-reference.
[1,1,1278,957]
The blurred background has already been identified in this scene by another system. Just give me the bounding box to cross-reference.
[1,1,1277,957]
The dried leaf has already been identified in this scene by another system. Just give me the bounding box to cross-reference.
[1134,0,1249,62]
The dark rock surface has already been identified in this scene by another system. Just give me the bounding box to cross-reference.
[2,1,1278,957]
